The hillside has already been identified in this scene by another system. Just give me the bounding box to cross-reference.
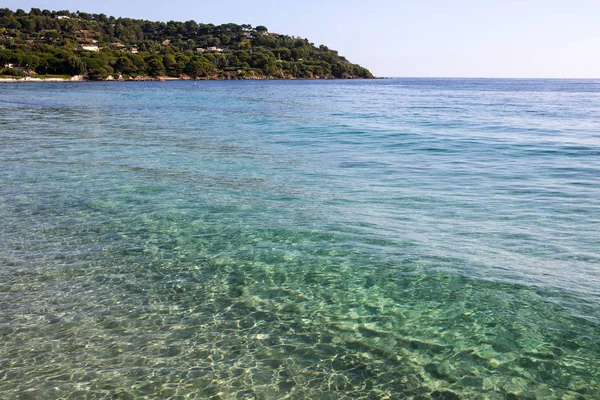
[0,8,374,80]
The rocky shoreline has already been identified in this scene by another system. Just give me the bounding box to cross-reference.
[0,75,84,82]
[0,74,372,83]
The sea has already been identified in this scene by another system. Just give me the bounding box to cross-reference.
[0,78,599,399]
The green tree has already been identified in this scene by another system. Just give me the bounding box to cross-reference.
[273,47,291,61]
[185,57,213,77]
[163,53,176,75]
[1,15,21,29]
[83,56,112,79]
[114,56,137,75]
[145,54,165,76]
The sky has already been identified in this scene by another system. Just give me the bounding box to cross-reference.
[3,0,600,78]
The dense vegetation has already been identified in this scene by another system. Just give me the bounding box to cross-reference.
[0,8,373,80]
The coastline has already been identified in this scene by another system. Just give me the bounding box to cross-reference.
[0,76,84,83]
[0,75,374,83]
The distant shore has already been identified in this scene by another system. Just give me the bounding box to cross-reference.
[0,75,375,83]
[0,76,83,82]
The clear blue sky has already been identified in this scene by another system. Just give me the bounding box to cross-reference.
[4,0,600,78]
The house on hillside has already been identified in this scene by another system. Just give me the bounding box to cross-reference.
[4,64,32,74]
[82,44,99,52]
[197,47,224,53]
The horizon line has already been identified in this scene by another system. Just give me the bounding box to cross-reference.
[378,76,600,80]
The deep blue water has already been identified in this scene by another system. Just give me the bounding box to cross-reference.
[1,79,599,399]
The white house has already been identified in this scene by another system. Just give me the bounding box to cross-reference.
[197,47,224,53]
[82,44,99,52]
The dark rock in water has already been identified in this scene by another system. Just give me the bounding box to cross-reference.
[424,361,458,383]
[430,390,461,400]
[458,375,483,388]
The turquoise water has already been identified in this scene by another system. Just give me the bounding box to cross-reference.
[0,79,599,399]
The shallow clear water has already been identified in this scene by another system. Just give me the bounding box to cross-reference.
[1,79,599,399]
